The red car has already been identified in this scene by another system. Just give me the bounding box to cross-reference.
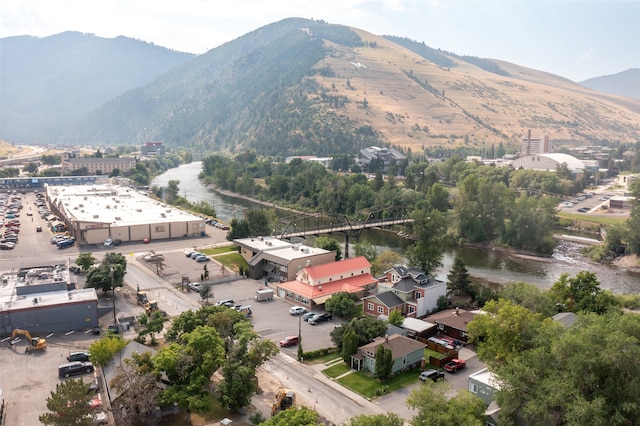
[443,359,466,373]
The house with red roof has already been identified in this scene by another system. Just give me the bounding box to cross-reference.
[275,256,377,309]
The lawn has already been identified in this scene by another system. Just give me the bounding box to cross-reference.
[323,362,350,378]
[214,253,248,273]
[337,367,422,399]
[202,246,237,255]
[424,348,447,360]
[557,212,627,226]
[304,352,341,365]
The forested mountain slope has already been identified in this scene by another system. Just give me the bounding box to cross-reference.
[0,32,193,143]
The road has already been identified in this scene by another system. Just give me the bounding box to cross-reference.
[255,353,387,424]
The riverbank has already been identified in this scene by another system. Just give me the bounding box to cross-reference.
[206,183,306,216]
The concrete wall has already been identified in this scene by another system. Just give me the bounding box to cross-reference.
[109,226,130,242]
[170,222,187,238]
[150,223,170,239]
[130,224,150,240]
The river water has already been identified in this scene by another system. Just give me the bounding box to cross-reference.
[152,162,640,294]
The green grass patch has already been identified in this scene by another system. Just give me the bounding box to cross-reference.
[425,348,447,360]
[214,253,248,272]
[305,352,342,365]
[338,371,380,398]
[337,367,422,399]
[557,212,626,226]
[323,362,350,378]
[201,246,238,255]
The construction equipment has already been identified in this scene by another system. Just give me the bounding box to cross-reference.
[136,291,149,306]
[9,329,47,353]
[144,301,159,315]
[271,388,296,417]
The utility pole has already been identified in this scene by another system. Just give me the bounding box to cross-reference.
[110,266,117,325]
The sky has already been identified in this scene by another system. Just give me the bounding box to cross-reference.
[1,0,639,82]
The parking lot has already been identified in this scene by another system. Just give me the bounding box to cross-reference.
[0,332,101,426]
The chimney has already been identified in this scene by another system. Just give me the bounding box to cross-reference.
[384,334,389,343]
[455,307,459,316]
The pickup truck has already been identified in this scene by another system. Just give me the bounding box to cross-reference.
[443,359,466,373]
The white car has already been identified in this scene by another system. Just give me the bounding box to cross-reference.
[289,306,306,316]
[188,282,202,292]
[104,238,113,246]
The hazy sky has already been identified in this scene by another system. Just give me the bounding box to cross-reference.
[1,0,638,82]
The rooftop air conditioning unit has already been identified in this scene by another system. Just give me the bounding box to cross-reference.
[136,209,142,212]
[93,215,99,219]
[160,213,166,218]
[115,217,121,221]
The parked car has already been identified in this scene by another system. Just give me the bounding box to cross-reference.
[195,255,210,262]
[419,369,445,382]
[279,335,299,347]
[190,252,204,259]
[188,282,202,292]
[577,207,590,213]
[144,253,165,262]
[308,313,332,325]
[0,242,15,250]
[58,361,94,378]
[301,311,316,322]
[67,351,91,362]
[57,239,75,249]
[443,359,466,373]
[289,306,306,316]
[104,238,113,247]
[215,299,235,307]
[36,226,42,232]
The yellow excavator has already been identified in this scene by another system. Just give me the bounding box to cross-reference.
[144,300,159,315]
[271,388,296,417]
[9,329,47,353]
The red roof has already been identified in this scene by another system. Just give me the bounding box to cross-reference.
[278,273,376,299]
[305,256,371,280]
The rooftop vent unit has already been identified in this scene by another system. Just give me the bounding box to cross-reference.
[160,213,166,218]
[136,209,142,212]
[115,217,122,221]
[93,215,99,219]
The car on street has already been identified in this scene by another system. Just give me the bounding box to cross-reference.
[289,306,306,316]
[419,369,445,382]
[308,313,332,325]
[279,335,299,347]
[188,282,202,292]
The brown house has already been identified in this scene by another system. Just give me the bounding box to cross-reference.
[423,308,477,343]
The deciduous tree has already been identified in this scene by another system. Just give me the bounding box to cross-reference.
[88,335,126,367]
[407,381,486,426]
[406,208,448,276]
[325,291,357,317]
[341,329,359,363]
[347,413,404,426]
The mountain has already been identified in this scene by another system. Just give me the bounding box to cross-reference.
[0,32,193,143]
[580,69,640,101]
[3,19,640,156]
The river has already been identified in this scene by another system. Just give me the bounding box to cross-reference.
[152,162,640,294]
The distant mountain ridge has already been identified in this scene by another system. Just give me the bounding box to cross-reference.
[0,31,193,143]
[580,69,640,101]
[1,19,639,156]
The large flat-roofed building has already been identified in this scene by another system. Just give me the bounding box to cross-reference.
[61,156,136,175]
[46,184,206,245]
[0,266,99,335]
[234,236,335,281]
[510,153,586,174]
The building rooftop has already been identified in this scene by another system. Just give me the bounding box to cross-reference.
[46,184,204,227]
